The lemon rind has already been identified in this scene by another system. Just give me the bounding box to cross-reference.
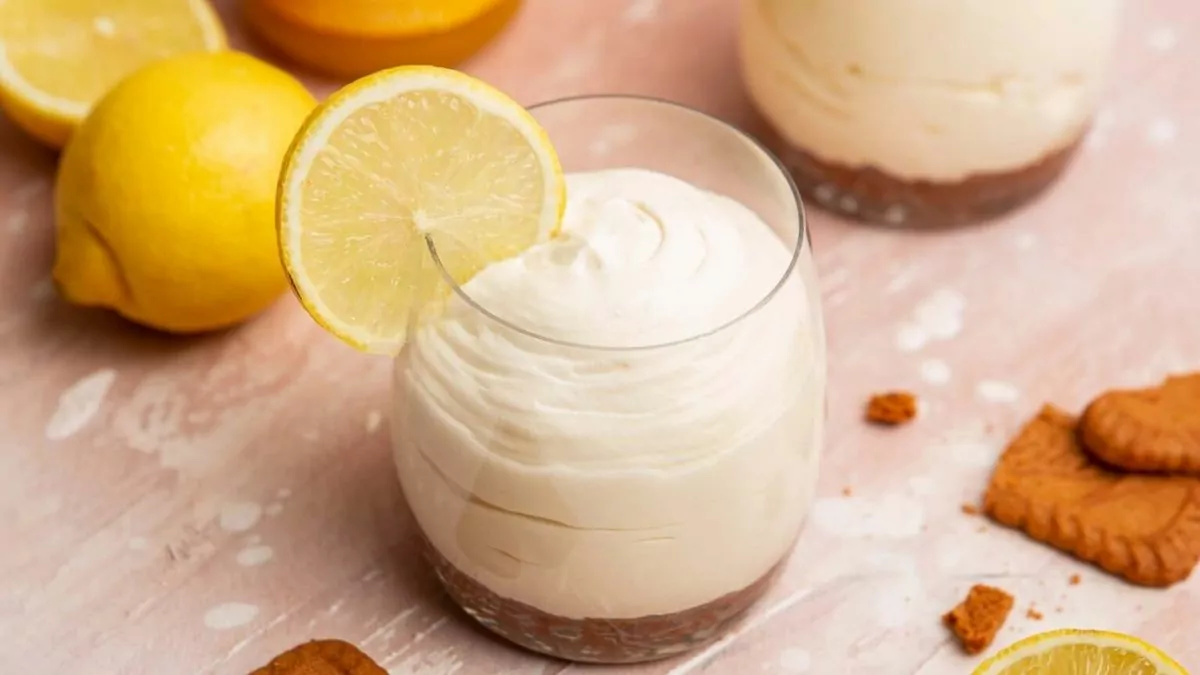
[278,65,564,355]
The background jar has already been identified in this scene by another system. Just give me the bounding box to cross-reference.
[739,0,1124,227]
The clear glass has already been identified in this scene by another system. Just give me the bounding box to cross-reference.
[391,96,826,664]
[739,0,1124,227]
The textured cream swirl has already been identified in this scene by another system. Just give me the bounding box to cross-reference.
[393,169,824,619]
[740,0,1123,181]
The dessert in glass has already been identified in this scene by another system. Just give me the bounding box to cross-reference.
[739,0,1124,227]
[391,96,826,663]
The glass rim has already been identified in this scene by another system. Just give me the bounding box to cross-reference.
[425,93,809,353]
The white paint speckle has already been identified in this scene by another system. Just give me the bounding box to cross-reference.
[976,380,1020,404]
[276,488,292,500]
[552,50,597,82]
[93,16,117,37]
[203,602,259,630]
[45,369,117,440]
[895,323,928,352]
[589,139,613,156]
[895,290,965,352]
[883,205,907,225]
[365,410,383,433]
[6,209,29,233]
[128,537,149,551]
[919,359,951,385]
[1015,233,1038,249]
[1148,27,1178,52]
[778,648,811,673]
[218,502,262,533]
[838,195,859,214]
[28,277,56,301]
[13,179,47,202]
[813,184,837,205]
[623,0,661,23]
[810,494,925,539]
[236,545,274,567]
[915,290,965,340]
[265,502,284,517]
[885,267,916,294]
[1146,119,1178,146]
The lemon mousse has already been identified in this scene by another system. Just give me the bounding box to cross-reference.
[393,168,824,662]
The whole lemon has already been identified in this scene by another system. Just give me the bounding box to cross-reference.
[53,51,316,333]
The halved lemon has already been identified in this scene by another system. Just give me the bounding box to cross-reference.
[974,629,1188,675]
[277,66,564,354]
[0,0,227,148]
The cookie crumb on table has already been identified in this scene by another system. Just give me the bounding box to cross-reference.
[943,584,1014,655]
[1069,574,1081,586]
[961,503,980,516]
[841,486,853,497]
[1026,606,1043,621]
[865,391,918,425]
[249,639,386,675]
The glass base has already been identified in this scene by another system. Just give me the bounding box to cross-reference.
[421,537,787,664]
[761,127,1086,228]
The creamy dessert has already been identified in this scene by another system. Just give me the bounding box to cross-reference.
[392,168,824,662]
[740,0,1123,225]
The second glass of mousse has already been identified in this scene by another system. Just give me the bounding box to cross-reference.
[393,96,825,663]
[739,0,1124,227]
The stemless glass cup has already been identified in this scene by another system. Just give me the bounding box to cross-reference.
[392,96,826,664]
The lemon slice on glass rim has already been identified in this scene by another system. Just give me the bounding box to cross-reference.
[973,629,1188,675]
[0,0,227,148]
[277,65,565,354]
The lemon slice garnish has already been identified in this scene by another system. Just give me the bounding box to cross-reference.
[277,65,564,354]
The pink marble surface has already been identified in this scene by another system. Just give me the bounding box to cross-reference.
[2,1,1200,673]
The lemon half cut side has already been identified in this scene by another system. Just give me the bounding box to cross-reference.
[973,629,1189,675]
[0,0,226,148]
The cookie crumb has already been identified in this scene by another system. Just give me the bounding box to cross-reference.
[866,391,918,425]
[1079,373,1200,473]
[842,486,853,497]
[1026,607,1043,621]
[1068,574,1081,586]
[943,584,1015,655]
[961,503,980,516]
[250,639,386,675]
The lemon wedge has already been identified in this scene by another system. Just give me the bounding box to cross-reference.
[0,0,226,148]
[974,629,1188,675]
[277,65,565,354]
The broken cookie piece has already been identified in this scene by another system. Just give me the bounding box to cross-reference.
[983,405,1200,587]
[943,584,1014,655]
[865,391,918,425]
[250,639,386,675]
[1080,373,1200,474]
